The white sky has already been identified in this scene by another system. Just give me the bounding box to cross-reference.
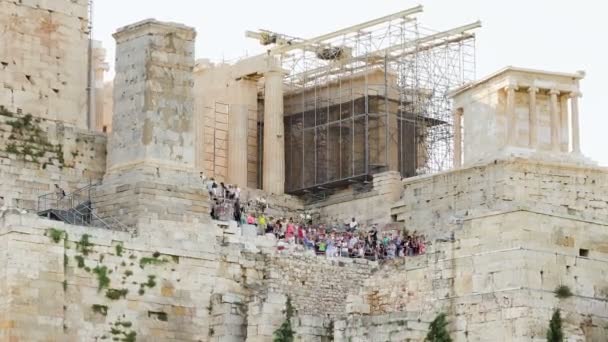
[94,0,608,166]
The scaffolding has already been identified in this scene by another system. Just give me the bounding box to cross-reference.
[252,7,478,194]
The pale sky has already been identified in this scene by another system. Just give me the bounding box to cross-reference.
[95,0,608,166]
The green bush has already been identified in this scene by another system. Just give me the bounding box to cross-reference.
[273,297,295,342]
[554,285,573,299]
[547,309,564,342]
[426,313,452,342]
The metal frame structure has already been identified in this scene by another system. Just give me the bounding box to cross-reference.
[249,6,478,194]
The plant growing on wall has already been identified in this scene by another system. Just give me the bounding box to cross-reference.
[547,309,564,342]
[273,296,295,342]
[426,313,452,342]
[554,285,573,299]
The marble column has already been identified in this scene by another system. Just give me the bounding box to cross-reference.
[570,91,581,154]
[263,69,285,194]
[527,87,539,149]
[505,84,518,146]
[548,89,561,152]
[559,95,569,152]
[228,80,253,188]
[453,107,463,168]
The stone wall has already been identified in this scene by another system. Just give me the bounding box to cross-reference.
[0,210,376,342]
[0,108,106,210]
[108,19,197,172]
[0,0,89,129]
[392,158,608,240]
[337,210,608,341]
[306,171,402,228]
[0,211,248,341]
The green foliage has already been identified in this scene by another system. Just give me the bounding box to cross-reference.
[64,253,68,267]
[93,266,110,292]
[426,313,452,342]
[273,297,295,342]
[326,320,334,341]
[2,110,63,165]
[124,270,133,277]
[139,256,168,268]
[74,255,85,268]
[76,234,93,256]
[138,288,145,296]
[145,275,156,288]
[115,244,124,257]
[209,327,215,336]
[105,288,128,300]
[122,331,137,342]
[0,105,13,117]
[554,285,573,299]
[115,321,132,328]
[92,304,108,316]
[152,251,161,258]
[63,280,67,291]
[547,309,564,342]
[48,228,65,243]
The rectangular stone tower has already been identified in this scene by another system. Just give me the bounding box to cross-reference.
[96,20,208,229]
[108,19,196,174]
[0,0,89,128]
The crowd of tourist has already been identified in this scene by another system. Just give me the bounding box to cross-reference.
[205,177,427,261]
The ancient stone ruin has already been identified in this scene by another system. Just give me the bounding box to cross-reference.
[0,1,606,341]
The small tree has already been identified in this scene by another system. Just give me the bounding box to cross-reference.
[426,313,452,342]
[547,309,564,342]
[273,297,295,342]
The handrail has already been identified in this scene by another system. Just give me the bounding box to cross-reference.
[37,181,129,232]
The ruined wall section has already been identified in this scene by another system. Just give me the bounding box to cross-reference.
[0,212,263,341]
[306,171,402,228]
[392,159,608,240]
[0,0,89,128]
[0,210,376,342]
[0,108,106,210]
[337,210,608,341]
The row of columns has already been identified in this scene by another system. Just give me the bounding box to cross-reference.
[522,86,581,154]
[228,64,285,195]
[453,85,582,168]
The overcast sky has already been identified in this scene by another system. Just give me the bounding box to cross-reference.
[94,0,607,166]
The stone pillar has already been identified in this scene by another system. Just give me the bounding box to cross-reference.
[505,84,518,146]
[527,87,539,149]
[263,69,285,194]
[560,94,569,152]
[570,91,581,154]
[548,89,561,152]
[228,80,255,187]
[453,107,463,168]
[108,19,197,173]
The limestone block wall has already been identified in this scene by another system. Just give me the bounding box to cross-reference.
[93,177,210,230]
[0,108,106,210]
[109,20,197,172]
[391,159,608,240]
[0,209,378,342]
[337,210,608,341]
[0,211,257,341]
[0,0,89,128]
[306,171,402,228]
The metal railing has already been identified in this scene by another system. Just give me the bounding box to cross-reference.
[37,182,129,232]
